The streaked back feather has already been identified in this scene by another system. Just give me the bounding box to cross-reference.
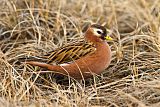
[43,41,96,64]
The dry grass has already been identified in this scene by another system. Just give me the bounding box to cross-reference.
[0,0,160,106]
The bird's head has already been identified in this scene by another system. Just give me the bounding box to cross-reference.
[85,24,112,42]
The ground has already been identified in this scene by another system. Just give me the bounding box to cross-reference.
[0,0,160,107]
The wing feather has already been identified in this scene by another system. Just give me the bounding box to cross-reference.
[43,41,95,64]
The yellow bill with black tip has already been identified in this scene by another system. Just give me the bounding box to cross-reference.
[105,35,113,40]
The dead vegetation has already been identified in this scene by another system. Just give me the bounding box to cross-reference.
[0,0,160,106]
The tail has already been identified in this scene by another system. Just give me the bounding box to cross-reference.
[18,56,49,71]
[25,61,68,76]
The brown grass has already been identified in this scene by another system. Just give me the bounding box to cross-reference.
[0,0,160,106]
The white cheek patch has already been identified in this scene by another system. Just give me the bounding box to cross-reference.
[93,28,103,37]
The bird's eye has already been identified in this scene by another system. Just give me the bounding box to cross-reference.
[97,31,102,34]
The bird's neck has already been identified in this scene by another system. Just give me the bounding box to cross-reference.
[85,30,102,43]
[85,34,108,54]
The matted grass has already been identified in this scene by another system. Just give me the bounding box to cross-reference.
[0,0,160,106]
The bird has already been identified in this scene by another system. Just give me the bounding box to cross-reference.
[25,24,112,80]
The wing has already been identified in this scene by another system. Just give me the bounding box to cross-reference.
[43,41,96,64]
